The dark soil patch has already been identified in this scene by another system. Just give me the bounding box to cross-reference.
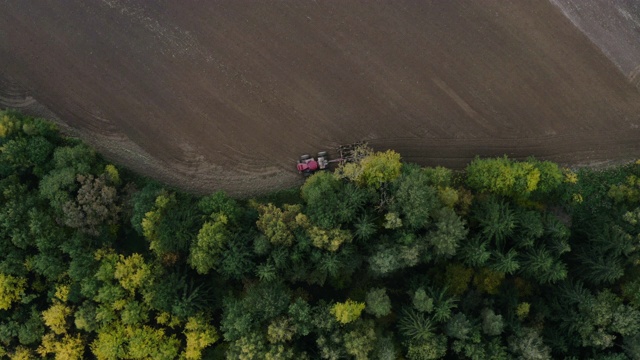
[1,1,639,195]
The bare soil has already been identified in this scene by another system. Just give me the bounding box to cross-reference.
[1,1,640,196]
[550,0,640,81]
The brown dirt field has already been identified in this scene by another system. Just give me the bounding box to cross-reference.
[550,0,640,81]
[1,1,640,196]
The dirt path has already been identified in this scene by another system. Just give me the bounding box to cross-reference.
[1,1,639,195]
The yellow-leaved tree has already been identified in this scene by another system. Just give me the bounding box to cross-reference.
[331,300,366,325]
[337,148,402,189]
[0,273,26,310]
[42,302,73,335]
[37,333,85,360]
[183,316,220,360]
[114,253,153,295]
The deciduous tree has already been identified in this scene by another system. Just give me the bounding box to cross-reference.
[344,319,376,360]
[0,273,26,310]
[189,213,230,274]
[255,204,301,247]
[61,174,120,236]
[330,300,365,325]
[183,316,219,360]
[365,288,392,318]
[338,149,402,189]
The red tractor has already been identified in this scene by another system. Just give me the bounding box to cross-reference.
[296,142,366,176]
[297,152,329,177]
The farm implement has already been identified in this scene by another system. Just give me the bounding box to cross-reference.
[296,142,366,176]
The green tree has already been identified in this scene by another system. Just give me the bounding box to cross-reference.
[413,289,434,313]
[428,287,458,323]
[445,313,473,341]
[16,308,45,346]
[623,333,640,360]
[220,282,291,341]
[365,288,392,318]
[287,298,313,337]
[466,156,558,199]
[373,335,400,360]
[197,191,243,225]
[508,327,551,360]
[405,334,447,360]
[344,319,376,360]
[573,290,640,349]
[458,235,491,267]
[130,182,163,236]
[369,243,420,276]
[533,160,563,194]
[422,166,453,187]
[481,308,504,336]
[141,191,201,261]
[0,177,41,254]
[490,248,520,275]
[473,197,516,249]
[399,309,434,342]
[383,212,403,229]
[255,204,301,247]
[74,302,98,332]
[392,168,439,229]
[573,224,635,286]
[225,332,267,360]
[27,207,70,281]
[353,213,378,241]
[219,232,256,280]
[428,207,468,258]
[142,269,211,320]
[301,172,371,229]
[188,213,230,274]
[515,209,544,246]
[0,111,57,177]
[520,247,567,284]
[39,144,96,210]
[266,317,296,344]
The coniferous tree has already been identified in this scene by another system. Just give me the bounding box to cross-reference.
[392,167,440,230]
[428,207,468,259]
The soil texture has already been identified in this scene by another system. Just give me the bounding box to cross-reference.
[1,1,640,195]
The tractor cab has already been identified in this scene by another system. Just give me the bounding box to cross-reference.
[296,152,328,176]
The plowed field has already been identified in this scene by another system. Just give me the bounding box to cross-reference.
[1,1,640,195]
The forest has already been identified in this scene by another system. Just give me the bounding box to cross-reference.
[0,110,639,359]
